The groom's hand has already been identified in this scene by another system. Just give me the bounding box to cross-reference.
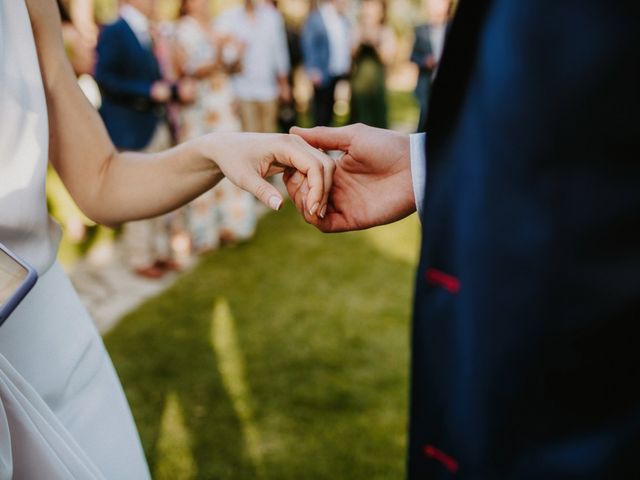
[284,124,416,232]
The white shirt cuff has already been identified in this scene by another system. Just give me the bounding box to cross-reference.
[409,133,427,221]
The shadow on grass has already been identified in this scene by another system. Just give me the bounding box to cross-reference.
[104,203,419,480]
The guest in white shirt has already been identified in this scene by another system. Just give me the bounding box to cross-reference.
[216,0,291,133]
[301,0,351,126]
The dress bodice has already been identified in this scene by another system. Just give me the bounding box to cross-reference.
[0,0,60,274]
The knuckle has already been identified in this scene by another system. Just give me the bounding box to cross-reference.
[353,123,366,134]
[235,172,251,188]
[286,134,298,147]
[315,126,330,138]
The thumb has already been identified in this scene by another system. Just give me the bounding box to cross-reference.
[242,174,284,211]
[290,125,352,152]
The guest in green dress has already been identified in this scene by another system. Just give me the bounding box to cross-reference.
[349,0,396,128]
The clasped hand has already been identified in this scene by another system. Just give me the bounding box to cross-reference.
[283,124,416,232]
[208,124,416,233]
[199,132,335,217]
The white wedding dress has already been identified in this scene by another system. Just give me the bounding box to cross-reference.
[0,1,150,478]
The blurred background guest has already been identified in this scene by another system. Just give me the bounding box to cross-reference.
[175,0,257,250]
[268,0,303,133]
[216,0,291,134]
[66,0,99,47]
[410,0,451,131]
[58,0,96,77]
[301,0,351,127]
[349,0,396,128]
[152,17,196,260]
[95,0,191,278]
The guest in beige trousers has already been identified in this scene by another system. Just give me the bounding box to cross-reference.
[216,0,291,134]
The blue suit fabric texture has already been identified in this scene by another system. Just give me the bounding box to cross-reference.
[410,0,640,478]
[95,18,164,151]
[301,10,344,87]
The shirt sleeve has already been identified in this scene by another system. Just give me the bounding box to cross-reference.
[410,133,427,221]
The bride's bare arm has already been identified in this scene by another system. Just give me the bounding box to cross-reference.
[25,0,332,227]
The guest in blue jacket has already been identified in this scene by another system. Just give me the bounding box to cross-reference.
[301,0,351,127]
[410,0,452,132]
[95,0,193,279]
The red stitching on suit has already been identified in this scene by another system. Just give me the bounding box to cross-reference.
[424,444,459,473]
[425,268,461,294]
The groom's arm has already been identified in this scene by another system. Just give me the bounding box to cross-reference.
[285,124,423,232]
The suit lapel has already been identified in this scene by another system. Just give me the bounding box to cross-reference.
[426,0,492,144]
[315,11,329,48]
[119,18,161,78]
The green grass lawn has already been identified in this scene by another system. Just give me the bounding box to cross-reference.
[104,204,420,479]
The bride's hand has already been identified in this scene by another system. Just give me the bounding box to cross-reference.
[197,132,335,216]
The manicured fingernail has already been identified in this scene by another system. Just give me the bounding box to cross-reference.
[269,196,282,211]
[310,202,319,215]
[319,205,327,219]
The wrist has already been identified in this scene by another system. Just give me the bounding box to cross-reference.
[188,133,225,178]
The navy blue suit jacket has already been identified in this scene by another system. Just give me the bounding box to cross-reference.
[410,1,640,478]
[95,19,163,151]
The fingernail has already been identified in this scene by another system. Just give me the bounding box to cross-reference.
[269,195,282,211]
[300,183,309,194]
[319,205,327,219]
[310,202,319,216]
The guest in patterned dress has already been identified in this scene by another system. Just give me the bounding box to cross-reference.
[175,0,257,251]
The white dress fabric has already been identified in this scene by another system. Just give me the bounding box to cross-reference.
[0,1,150,478]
